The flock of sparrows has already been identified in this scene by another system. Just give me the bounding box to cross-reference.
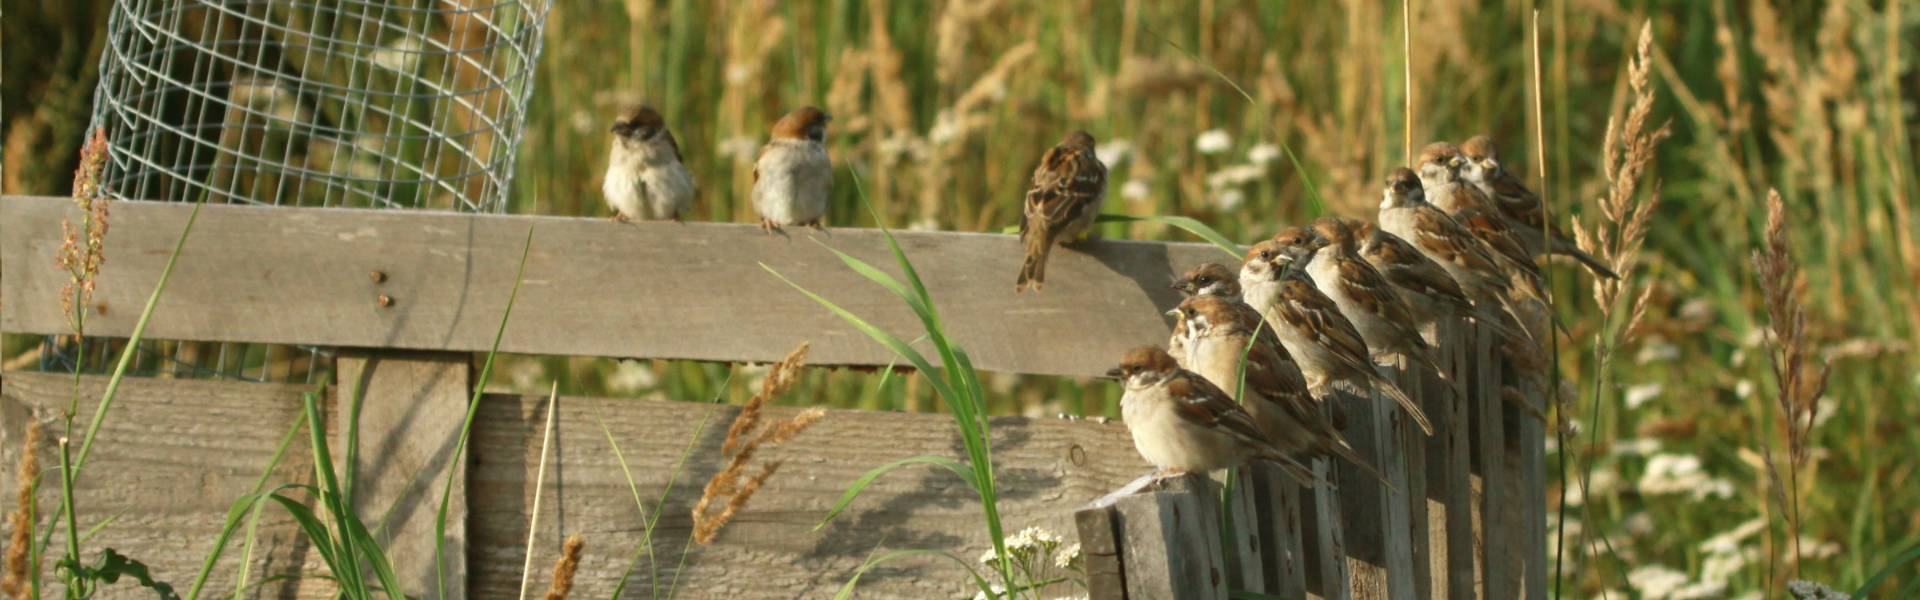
[599,104,1608,484]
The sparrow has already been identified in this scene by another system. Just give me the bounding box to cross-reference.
[1016,131,1108,292]
[1415,142,1548,292]
[1457,135,1619,279]
[1288,219,1463,398]
[1237,241,1433,435]
[1167,295,1388,484]
[1348,219,1478,328]
[1171,262,1242,299]
[603,105,696,222]
[1377,167,1537,347]
[1109,346,1317,481]
[752,106,833,232]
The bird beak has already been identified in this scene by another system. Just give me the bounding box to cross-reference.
[1163,308,1180,318]
[608,123,624,134]
[1168,279,1186,291]
[1103,367,1124,379]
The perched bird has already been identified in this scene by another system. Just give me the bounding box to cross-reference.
[1457,135,1618,279]
[1016,131,1108,292]
[1171,262,1241,299]
[602,105,696,222]
[1167,295,1387,484]
[1416,142,1548,292]
[752,106,833,232]
[1349,220,1478,328]
[1377,167,1536,347]
[1237,241,1433,435]
[1287,220,1461,396]
[1109,346,1316,481]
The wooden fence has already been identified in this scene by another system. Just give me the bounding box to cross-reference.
[0,195,1545,598]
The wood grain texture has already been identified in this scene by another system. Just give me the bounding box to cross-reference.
[334,351,469,598]
[465,392,1153,599]
[1107,474,1228,600]
[1336,384,1415,600]
[1301,456,1350,600]
[1242,463,1307,599]
[1395,355,1431,599]
[1515,373,1549,599]
[0,372,329,599]
[1077,503,1127,599]
[1429,320,1477,599]
[0,195,1226,378]
[1223,469,1265,593]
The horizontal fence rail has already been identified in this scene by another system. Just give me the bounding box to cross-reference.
[0,195,1546,599]
[1,195,1225,378]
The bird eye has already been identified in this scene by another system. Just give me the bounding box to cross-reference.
[1259,250,1272,260]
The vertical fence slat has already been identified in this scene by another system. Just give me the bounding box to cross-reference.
[1519,374,1550,599]
[1076,474,1229,600]
[1337,383,1415,599]
[1396,354,1433,599]
[1303,460,1351,598]
[1243,464,1308,598]
[1224,469,1266,593]
[1428,319,1477,599]
[334,350,471,599]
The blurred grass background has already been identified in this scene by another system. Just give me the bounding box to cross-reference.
[3,0,1916,596]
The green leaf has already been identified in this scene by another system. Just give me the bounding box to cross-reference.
[832,549,990,600]
[188,403,309,599]
[814,455,979,531]
[56,548,181,600]
[1097,214,1244,257]
[266,492,345,581]
[761,264,959,404]
[1856,543,1920,597]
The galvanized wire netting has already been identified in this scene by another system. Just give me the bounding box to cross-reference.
[90,0,551,212]
[45,0,553,382]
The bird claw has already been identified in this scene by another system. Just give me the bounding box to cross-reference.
[609,213,630,223]
[759,218,778,234]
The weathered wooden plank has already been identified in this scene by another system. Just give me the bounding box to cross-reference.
[1395,354,1431,599]
[0,195,1223,378]
[1469,323,1517,599]
[1077,500,1127,599]
[467,392,1154,598]
[333,351,469,598]
[1428,319,1477,599]
[1301,456,1350,600]
[0,372,328,598]
[1223,469,1265,593]
[1337,384,1414,600]
[1106,474,1228,600]
[1514,372,1549,599]
[1242,463,1307,599]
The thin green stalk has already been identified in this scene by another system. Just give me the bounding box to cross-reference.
[434,226,537,598]
[187,408,312,599]
[56,438,81,598]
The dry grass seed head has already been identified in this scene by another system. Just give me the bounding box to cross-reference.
[2,422,44,599]
[694,342,824,545]
[541,534,585,600]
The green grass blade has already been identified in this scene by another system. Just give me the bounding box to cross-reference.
[301,392,367,598]
[187,401,310,599]
[760,264,958,403]
[814,455,979,531]
[605,371,731,600]
[1096,214,1244,257]
[832,549,989,600]
[434,225,536,599]
[265,492,344,583]
[230,493,272,600]
[1856,543,1920,597]
[70,199,203,473]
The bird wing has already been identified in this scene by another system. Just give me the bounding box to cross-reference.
[1279,281,1374,364]
[1024,144,1107,231]
[1167,373,1274,447]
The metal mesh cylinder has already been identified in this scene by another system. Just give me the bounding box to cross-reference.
[89,0,552,213]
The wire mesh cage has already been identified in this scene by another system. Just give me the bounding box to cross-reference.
[50,0,554,382]
[89,0,552,212]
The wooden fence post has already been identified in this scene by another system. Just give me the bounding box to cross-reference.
[1428,319,1477,599]
[1075,473,1229,600]
[335,350,471,598]
[1240,463,1307,598]
[1336,384,1415,599]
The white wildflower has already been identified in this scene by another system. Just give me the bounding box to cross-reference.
[1623,512,1656,537]
[607,360,657,393]
[1813,396,1838,428]
[1787,580,1852,599]
[1195,129,1231,154]
[1624,383,1664,410]
[929,111,960,145]
[1734,379,1755,399]
[1701,546,1757,585]
[907,217,940,231]
[1635,341,1680,364]
[1121,180,1150,201]
[725,63,751,86]
[1212,189,1245,212]
[1698,518,1767,555]
[970,583,1007,600]
[1055,542,1081,570]
[1096,139,1133,165]
[1247,143,1281,165]
[978,547,1000,565]
[1610,438,1662,457]
[1206,164,1266,188]
[1673,579,1728,599]
[1639,454,1734,500]
[1628,564,1689,599]
[1732,592,1765,600]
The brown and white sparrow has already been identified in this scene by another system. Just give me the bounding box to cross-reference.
[1171,262,1242,299]
[1167,296,1387,483]
[603,105,696,222]
[1377,167,1536,348]
[1457,135,1619,279]
[752,106,833,232]
[1290,219,1461,396]
[1416,142,1550,292]
[1016,131,1108,292]
[1110,346,1315,481]
[1237,241,1434,435]
[1349,219,1478,328]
